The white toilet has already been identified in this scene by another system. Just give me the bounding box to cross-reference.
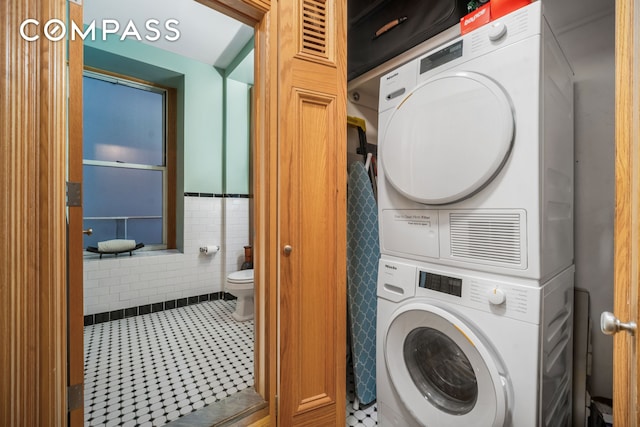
[226,269,254,321]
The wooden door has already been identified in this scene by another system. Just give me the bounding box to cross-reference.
[278,0,347,425]
[613,0,640,424]
[67,1,85,425]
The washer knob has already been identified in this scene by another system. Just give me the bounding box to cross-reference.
[489,288,506,305]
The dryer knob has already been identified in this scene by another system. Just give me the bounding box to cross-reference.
[488,21,507,41]
[489,288,506,305]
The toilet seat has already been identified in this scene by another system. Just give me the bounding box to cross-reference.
[227,269,254,284]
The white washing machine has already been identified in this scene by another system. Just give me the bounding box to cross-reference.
[377,258,574,426]
[377,2,574,281]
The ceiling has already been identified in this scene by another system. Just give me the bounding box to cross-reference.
[542,0,613,36]
[83,0,254,69]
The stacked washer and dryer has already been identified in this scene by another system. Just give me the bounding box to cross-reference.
[375,2,574,426]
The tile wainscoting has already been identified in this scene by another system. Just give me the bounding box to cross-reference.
[83,292,237,326]
[83,195,251,316]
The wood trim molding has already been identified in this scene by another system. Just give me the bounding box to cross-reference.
[167,87,178,249]
[83,65,171,90]
[253,8,279,423]
[196,0,269,26]
[1,0,67,425]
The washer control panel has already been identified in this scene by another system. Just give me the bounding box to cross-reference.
[379,258,543,324]
[457,276,540,324]
[468,279,533,318]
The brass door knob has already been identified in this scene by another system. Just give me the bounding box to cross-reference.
[83,228,93,236]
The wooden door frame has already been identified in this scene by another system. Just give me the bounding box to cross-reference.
[2,0,68,424]
[209,0,280,421]
[201,1,280,422]
[68,1,85,424]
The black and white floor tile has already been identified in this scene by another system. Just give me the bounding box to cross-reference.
[83,300,254,426]
[346,362,378,426]
[85,298,377,426]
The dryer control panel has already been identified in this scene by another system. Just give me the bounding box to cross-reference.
[419,40,463,75]
[418,271,462,297]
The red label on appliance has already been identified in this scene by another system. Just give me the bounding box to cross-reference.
[491,0,532,20]
[460,3,491,35]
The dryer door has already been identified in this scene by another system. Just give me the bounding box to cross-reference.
[381,71,514,205]
[385,302,509,426]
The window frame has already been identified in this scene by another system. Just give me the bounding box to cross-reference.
[82,68,177,251]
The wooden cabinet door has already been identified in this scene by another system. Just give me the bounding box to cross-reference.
[613,0,640,424]
[278,0,347,425]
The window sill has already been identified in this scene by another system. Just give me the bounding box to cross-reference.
[83,248,181,261]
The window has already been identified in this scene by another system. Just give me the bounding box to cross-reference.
[82,70,176,250]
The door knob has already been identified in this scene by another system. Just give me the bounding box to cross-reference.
[601,311,637,336]
[283,245,292,255]
[83,228,93,236]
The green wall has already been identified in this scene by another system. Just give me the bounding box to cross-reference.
[225,79,251,194]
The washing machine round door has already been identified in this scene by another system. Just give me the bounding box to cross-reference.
[381,71,514,205]
[385,302,509,426]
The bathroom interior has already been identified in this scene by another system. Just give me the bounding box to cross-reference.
[75,0,617,425]
[78,0,261,424]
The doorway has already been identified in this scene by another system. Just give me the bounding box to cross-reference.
[67,0,268,425]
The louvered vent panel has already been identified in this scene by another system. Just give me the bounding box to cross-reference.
[302,0,328,57]
[450,213,521,265]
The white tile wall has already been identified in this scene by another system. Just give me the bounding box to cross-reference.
[83,196,252,315]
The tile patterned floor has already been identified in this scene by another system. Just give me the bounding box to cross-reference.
[346,361,378,426]
[83,300,254,426]
[84,298,377,426]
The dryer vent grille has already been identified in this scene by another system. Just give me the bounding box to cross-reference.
[449,213,521,265]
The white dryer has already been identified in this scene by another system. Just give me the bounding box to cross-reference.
[377,2,574,281]
[376,259,574,426]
